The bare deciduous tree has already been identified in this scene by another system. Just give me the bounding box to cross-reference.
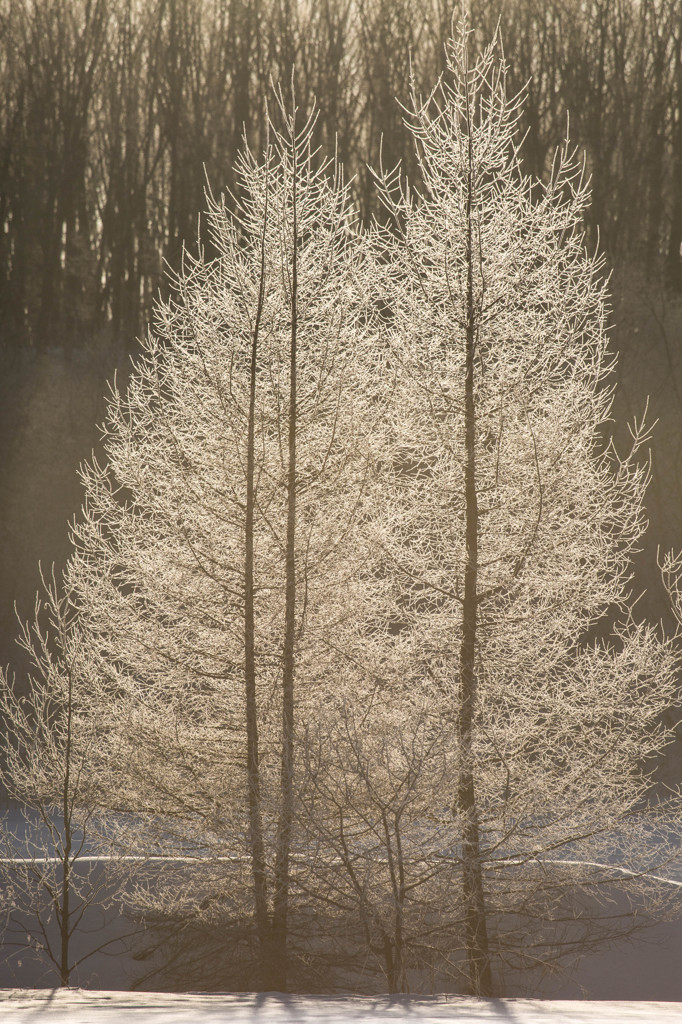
[356,25,682,995]
[65,90,375,991]
[0,573,128,986]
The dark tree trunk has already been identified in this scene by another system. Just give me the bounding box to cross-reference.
[272,109,299,992]
[59,660,74,987]
[244,169,272,987]
[667,30,682,292]
[454,82,493,998]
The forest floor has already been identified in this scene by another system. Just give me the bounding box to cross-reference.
[1,991,681,1023]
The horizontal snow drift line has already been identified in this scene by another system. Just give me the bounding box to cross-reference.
[1,855,681,887]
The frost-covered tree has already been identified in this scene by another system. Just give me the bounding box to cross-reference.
[0,574,128,986]
[65,92,375,991]
[353,28,682,995]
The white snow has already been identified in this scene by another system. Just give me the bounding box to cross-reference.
[1,991,681,1024]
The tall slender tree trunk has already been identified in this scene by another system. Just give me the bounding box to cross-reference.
[272,115,299,992]
[667,29,682,292]
[244,180,271,986]
[454,79,493,998]
[60,834,71,986]
[60,663,74,987]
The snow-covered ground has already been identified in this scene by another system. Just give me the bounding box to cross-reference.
[1,991,682,1024]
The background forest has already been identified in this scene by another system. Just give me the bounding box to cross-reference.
[5,0,682,343]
